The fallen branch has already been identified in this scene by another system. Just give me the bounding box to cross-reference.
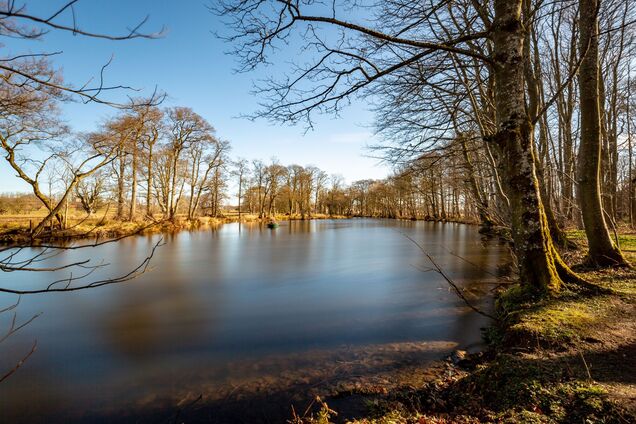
[0,340,37,384]
[399,231,498,321]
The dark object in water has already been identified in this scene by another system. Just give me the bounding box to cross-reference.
[267,221,279,229]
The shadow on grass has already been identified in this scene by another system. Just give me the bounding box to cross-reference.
[373,343,636,423]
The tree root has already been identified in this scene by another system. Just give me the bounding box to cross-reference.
[552,246,613,295]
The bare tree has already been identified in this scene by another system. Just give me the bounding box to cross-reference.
[232,158,249,220]
[0,0,164,384]
[188,137,230,219]
[165,107,215,220]
[214,0,588,294]
[75,172,105,216]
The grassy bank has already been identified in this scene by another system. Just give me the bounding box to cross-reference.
[293,234,636,423]
[0,208,483,244]
[0,211,349,243]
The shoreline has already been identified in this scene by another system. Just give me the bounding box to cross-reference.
[0,214,483,245]
[2,217,632,422]
[0,213,350,244]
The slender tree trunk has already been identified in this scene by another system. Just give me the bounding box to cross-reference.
[63,196,69,230]
[169,152,180,220]
[213,171,219,217]
[238,175,243,220]
[562,112,575,220]
[628,69,634,227]
[146,143,154,217]
[257,184,263,218]
[187,153,200,220]
[117,152,126,220]
[460,136,494,231]
[129,144,138,221]
[577,0,628,267]
[522,14,576,250]
[439,176,446,221]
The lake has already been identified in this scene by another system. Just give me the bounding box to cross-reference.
[0,219,509,423]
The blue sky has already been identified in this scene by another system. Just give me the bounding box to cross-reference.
[1,0,390,192]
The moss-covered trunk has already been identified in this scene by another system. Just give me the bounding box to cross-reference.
[577,0,629,267]
[492,0,579,294]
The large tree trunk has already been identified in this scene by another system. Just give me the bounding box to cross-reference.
[577,0,629,267]
[492,0,579,294]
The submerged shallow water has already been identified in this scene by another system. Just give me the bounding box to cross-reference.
[0,219,508,423]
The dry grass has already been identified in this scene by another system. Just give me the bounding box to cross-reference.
[0,207,350,243]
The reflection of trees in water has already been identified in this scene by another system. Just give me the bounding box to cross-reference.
[103,271,213,360]
[106,297,160,358]
[4,220,511,422]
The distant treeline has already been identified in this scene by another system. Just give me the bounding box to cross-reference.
[0,193,42,215]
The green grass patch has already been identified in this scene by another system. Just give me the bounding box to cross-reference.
[567,230,636,253]
[505,296,601,345]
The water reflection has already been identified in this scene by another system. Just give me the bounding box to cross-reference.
[0,219,508,423]
[104,280,209,360]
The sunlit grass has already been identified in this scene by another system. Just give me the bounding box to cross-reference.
[567,229,636,255]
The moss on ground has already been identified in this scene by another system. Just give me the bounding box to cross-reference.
[439,355,627,423]
[335,351,630,423]
[497,289,612,347]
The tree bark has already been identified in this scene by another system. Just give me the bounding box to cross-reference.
[129,142,138,221]
[146,138,154,218]
[116,151,126,221]
[577,0,629,267]
[169,151,180,220]
[492,0,578,293]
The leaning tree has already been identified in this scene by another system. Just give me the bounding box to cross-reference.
[0,0,163,383]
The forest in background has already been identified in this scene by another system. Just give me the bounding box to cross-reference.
[1,1,636,422]
[2,0,635,284]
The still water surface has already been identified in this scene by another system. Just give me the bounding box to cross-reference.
[0,219,508,422]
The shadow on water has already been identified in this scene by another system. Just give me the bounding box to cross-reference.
[0,219,509,423]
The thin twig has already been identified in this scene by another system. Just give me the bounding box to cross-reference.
[399,231,498,321]
[0,340,37,384]
[579,351,593,382]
